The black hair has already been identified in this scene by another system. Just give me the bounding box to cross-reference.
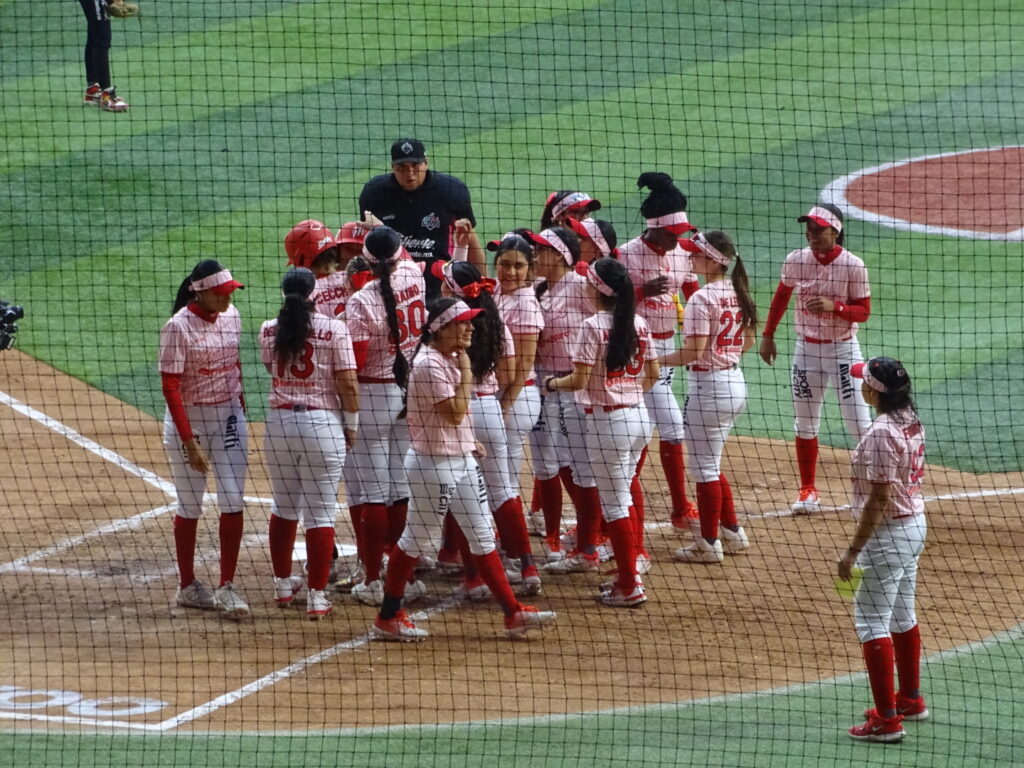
[172,259,226,315]
[868,358,917,420]
[819,202,846,246]
[703,231,759,331]
[593,219,618,253]
[447,261,503,382]
[273,268,316,364]
[533,226,581,301]
[493,234,535,263]
[345,254,372,277]
[591,258,639,373]
[541,190,580,229]
[637,172,688,219]
[364,226,410,388]
[409,296,459,368]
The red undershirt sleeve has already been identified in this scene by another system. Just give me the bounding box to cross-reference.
[352,340,370,372]
[834,296,871,324]
[762,282,794,338]
[681,280,699,301]
[160,372,193,442]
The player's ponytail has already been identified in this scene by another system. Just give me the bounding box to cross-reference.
[365,227,410,389]
[444,261,502,382]
[172,259,225,315]
[590,258,638,373]
[273,268,316,365]
[703,231,759,331]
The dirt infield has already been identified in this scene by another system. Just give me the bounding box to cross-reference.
[1,349,1022,732]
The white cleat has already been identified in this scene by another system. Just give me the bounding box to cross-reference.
[175,579,217,610]
[505,606,557,638]
[274,575,305,607]
[306,589,333,620]
[214,582,250,620]
[371,610,429,642]
[673,538,724,564]
[721,526,750,554]
[352,579,385,606]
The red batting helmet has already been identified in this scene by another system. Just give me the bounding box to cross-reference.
[285,220,336,268]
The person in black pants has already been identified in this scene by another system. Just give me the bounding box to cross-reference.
[359,139,483,297]
[78,0,129,112]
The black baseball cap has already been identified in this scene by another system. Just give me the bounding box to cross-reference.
[391,138,427,164]
[851,356,911,393]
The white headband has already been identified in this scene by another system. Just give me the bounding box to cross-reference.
[691,232,732,265]
[551,192,594,221]
[862,367,887,393]
[578,219,612,257]
[646,211,692,229]
[583,262,615,297]
[427,300,478,334]
[190,269,235,292]
[537,228,574,266]
[803,205,843,233]
[361,242,402,264]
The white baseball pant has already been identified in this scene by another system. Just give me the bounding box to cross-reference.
[162,403,247,520]
[504,385,541,487]
[343,381,407,505]
[528,387,568,482]
[644,335,686,443]
[791,337,872,440]
[560,393,596,488]
[471,394,517,508]
[263,408,345,530]
[683,368,747,482]
[398,451,496,558]
[586,403,652,522]
[854,515,927,643]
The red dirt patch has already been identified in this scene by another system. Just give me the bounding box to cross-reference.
[846,147,1024,233]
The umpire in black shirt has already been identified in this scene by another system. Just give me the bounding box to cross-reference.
[359,139,485,297]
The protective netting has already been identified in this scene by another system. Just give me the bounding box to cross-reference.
[1,1,1022,766]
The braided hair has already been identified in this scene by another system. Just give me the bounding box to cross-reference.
[364,226,410,389]
[273,268,316,364]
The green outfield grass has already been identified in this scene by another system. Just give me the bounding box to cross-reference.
[2,0,1023,764]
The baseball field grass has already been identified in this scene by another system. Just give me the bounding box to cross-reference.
[1,0,1022,765]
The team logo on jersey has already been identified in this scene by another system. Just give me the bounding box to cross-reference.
[421,212,441,231]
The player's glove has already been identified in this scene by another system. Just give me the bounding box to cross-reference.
[108,1,140,18]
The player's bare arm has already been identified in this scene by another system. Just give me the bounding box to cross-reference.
[544,362,591,393]
[659,334,707,368]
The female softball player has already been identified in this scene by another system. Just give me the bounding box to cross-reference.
[838,356,928,742]
[661,231,758,563]
[543,258,657,605]
[759,203,872,513]
[539,190,602,230]
[283,219,348,319]
[259,268,360,619]
[530,226,598,562]
[370,298,557,641]
[435,259,541,593]
[566,216,618,263]
[159,259,249,618]
[618,172,699,527]
[344,226,426,606]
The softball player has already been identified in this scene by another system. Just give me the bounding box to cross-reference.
[344,226,426,606]
[661,231,758,563]
[370,298,557,641]
[543,258,657,605]
[566,216,618,263]
[759,203,872,513]
[618,172,699,527]
[838,357,927,742]
[529,226,598,562]
[539,190,602,230]
[259,268,360,619]
[159,259,249,618]
[435,259,541,594]
[283,219,348,318]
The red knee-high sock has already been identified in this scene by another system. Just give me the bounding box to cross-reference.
[659,441,690,513]
[558,465,582,510]
[628,505,646,556]
[437,511,460,563]
[606,516,638,591]
[575,486,602,552]
[305,527,335,591]
[449,521,478,581]
[493,498,531,558]
[174,515,199,589]
[385,499,408,552]
[472,550,520,615]
[892,625,922,698]
[795,436,819,488]
[361,503,388,582]
[862,637,897,717]
[538,476,564,539]
[383,546,419,599]
[695,480,723,542]
[218,512,244,587]
[530,478,541,513]
[718,473,738,529]
[630,475,645,528]
[268,513,299,579]
[348,503,365,562]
